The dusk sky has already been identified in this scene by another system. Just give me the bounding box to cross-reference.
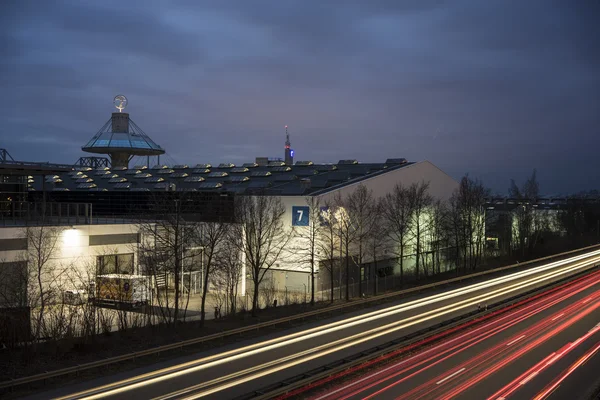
[1,0,599,194]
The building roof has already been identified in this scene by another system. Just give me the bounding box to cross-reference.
[82,115,164,156]
[32,158,412,196]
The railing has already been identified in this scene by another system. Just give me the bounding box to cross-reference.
[0,201,93,226]
[1,243,599,391]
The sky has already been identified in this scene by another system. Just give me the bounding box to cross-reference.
[1,0,599,195]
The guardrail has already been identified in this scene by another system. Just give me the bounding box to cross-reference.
[2,243,600,391]
[241,265,600,400]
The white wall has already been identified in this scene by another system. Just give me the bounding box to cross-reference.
[0,223,142,296]
[274,161,459,274]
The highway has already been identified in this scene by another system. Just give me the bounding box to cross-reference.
[304,268,600,400]
[28,248,600,400]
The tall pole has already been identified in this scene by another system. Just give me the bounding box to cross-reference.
[339,225,342,300]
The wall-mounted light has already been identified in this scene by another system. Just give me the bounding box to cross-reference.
[62,227,81,247]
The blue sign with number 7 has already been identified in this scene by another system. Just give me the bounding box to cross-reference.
[292,206,309,226]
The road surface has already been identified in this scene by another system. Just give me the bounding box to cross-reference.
[308,268,600,400]
[27,248,600,400]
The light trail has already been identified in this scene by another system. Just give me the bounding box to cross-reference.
[383,287,600,400]
[155,256,600,399]
[532,340,600,400]
[311,270,600,400]
[55,250,600,400]
[488,324,600,399]
[437,300,600,400]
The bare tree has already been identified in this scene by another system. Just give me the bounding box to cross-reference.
[292,196,326,306]
[334,193,358,301]
[24,225,64,340]
[381,183,414,286]
[345,184,378,298]
[509,169,540,256]
[407,182,433,281]
[232,195,291,316]
[367,199,386,295]
[421,199,447,277]
[136,194,197,325]
[449,175,489,271]
[193,221,229,325]
[318,201,339,303]
[214,233,243,315]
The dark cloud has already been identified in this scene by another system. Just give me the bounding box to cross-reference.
[1,0,599,193]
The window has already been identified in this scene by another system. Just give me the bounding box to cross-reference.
[97,253,134,275]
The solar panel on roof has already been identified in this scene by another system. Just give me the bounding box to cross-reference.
[157,169,175,175]
[135,173,152,178]
[242,163,258,168]
[131,187,150,192]
[145,177,165,183]
[184,176,205,182]
[52,187,70,192]
[77,183,97,189]
[45,176,62,183]
[125,170,141,175]
[268,161,286,167]
[230,167,249,173]
[172,172,189,178]
[113,166,127,171]
[198,182,223,189]
[248,181,271,188]
[68,171,83,177]
[295,161,314,166]
[173,164,189,169]
[315,165,337,172]
[154,182,170,189]
[109,177,127,183]
[76,177,94,183]
[102,174,119,179]
[208,171,229,178]
[192,168,210,174]
[132,165,148,170]
[228,176,249,183]
[151,165,169,170]
[275,175,297,182]
[271,166,292,172]
[194,163,212,169]
[385,158,407,164]
[296,170,318,177]
[218,163,235,168]
[95,170,112,176]
[338,160,358,165]
[114,182,131,189]
[251,171,272,177]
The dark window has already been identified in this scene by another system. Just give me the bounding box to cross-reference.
[97,253,134,275]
